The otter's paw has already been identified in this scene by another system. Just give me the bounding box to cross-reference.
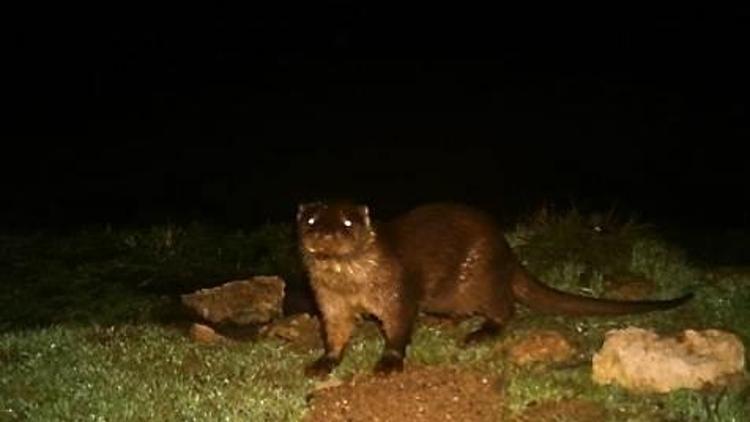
[373,351,404,375]
[305,356,339,378]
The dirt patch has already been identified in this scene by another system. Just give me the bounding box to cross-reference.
[512,398,608,422]
[304,365,504,421]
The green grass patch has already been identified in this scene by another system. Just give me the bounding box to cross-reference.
[1,208,748,420]
[0,222,304,332]
[0,324,314,421]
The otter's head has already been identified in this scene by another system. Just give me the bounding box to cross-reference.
[297,201,374,259]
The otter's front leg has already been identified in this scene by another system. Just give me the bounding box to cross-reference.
[373,298,418,375]
[305,299,356,378]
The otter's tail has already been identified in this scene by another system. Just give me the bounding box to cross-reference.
[510,268,693,316]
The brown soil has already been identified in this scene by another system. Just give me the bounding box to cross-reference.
[304,365,505,422]
[512,398,608,422]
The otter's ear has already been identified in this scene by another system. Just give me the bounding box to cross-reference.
[358,205,371,227]
[297,202,319,221]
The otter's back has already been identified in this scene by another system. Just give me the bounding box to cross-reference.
[382,203,517,311]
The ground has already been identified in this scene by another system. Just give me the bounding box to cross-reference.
[303,364,609,421]
[304,365,504,421]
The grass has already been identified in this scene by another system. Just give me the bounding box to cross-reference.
[0,222,304,332]
[1,324,313,421]
[1,208,748,421]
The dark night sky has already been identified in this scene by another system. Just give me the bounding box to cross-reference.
[5,5,749,230]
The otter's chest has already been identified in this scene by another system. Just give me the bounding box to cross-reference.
[305,254,407,317]
[307,257,381,295]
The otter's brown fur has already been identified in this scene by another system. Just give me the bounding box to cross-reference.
[297,201,693,377]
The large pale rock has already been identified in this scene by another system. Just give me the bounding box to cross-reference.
[592,327,745,393]
[181,276,285,325]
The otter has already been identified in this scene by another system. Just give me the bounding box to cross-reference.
[296,201,693,377]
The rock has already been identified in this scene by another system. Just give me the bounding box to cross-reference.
[189,323,227,344]
[260,313,323,350]
[181,276,285,325]
[507,330,576,366]
[592,327,745,393]
[603,276,656,301]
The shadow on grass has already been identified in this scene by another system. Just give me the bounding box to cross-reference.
[658,226,750,268]
[0,222,318,334]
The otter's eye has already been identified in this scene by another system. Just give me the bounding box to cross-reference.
[307,217,316,226]
[343,219,353,227]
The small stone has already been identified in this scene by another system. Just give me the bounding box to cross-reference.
[507,330,575,366]
[260,313,323,349]
[603,276,656,301]
[188,323,226,344]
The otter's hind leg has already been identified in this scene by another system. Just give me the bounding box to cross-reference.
[463,266,516,345]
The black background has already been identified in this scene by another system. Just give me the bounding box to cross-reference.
[5,5,749,230]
